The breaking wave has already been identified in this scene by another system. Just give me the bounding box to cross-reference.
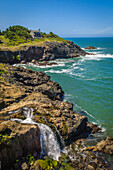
[45,68,73,74]
[82,47,104,50]
[28,62,65,68]
[83,53,113,61]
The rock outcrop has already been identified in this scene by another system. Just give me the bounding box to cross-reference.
[85,46,97,49]
[84,137,113,155]
[0,120,40,169]
[0,63,112,169]
[0,41,86,63]
[0,64,88,144]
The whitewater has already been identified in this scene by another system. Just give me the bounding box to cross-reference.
[11,107,61,161]
[17,37,113,139]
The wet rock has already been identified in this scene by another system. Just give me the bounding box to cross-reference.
[86,122,101,134]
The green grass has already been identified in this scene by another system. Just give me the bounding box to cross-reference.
[0,36,68,52]
[0,25,69,51]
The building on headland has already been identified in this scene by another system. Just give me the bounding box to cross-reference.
[30,29,42,39]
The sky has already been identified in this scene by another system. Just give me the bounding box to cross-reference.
[0,0,113,37]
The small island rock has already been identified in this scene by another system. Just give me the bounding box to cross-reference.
[85,46,97,49]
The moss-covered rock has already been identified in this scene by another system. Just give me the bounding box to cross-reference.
[0,63,7,81]
[32,158,73,170]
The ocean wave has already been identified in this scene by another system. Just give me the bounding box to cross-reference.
[45,68,72,74]
[55,59,75,64]
[13,64,27,69]
[13,62,65,68]
[45,68,86,80]
[88,51,101,54]
[100,127,106,132]
[74,104,96,120]
[28,62,65,68]
[64,93,73,101]
[83,53,113,61]
[73,66,85,71]
[70,72,85,78]
[82,47,104,50]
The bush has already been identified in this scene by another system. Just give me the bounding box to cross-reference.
[3,25,32,45]
[40,31,59,38]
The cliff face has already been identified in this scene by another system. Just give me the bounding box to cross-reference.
[0,41,86,63]
[0,64,87,142]
[0,64,113,169]
[0,64,89,168]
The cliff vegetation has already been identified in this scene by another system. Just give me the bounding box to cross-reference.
[0,25,67,51]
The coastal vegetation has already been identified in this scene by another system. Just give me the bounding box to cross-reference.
[0,25,67,51]
[2,25,32,46]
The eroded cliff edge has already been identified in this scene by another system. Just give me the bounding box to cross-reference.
[0,41,86,64]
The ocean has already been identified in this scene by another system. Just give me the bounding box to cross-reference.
[25,37,113,138]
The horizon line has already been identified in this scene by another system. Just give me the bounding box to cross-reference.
[63,36,113,38]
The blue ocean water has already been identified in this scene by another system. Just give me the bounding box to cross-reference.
[26,37,113,137]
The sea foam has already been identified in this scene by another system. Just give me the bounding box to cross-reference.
[83,53,113,61]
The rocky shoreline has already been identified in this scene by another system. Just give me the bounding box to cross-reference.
[0,41,86,64]
[0,63,113,170]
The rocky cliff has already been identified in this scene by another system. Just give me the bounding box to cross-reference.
[0,120,40,169]
[0,41,86,64]
[0,63,113,170]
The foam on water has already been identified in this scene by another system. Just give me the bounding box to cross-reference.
[82,47,104,50]
[45,68,73,74]
[13,64,27,69]
[29,62,65,68]
[13,62,65,69]
[83,53,113,61]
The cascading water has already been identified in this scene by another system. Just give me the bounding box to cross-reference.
[11,107,61,160]
[42,116,65,148]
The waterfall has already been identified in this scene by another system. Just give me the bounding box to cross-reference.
[11,107,61,160]
[42,116,65,148]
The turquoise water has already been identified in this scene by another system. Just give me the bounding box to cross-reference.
[26,38,113,138]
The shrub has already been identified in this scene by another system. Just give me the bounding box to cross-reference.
[3,25,32,45]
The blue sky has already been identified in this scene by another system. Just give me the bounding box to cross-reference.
[0,0,113,37]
